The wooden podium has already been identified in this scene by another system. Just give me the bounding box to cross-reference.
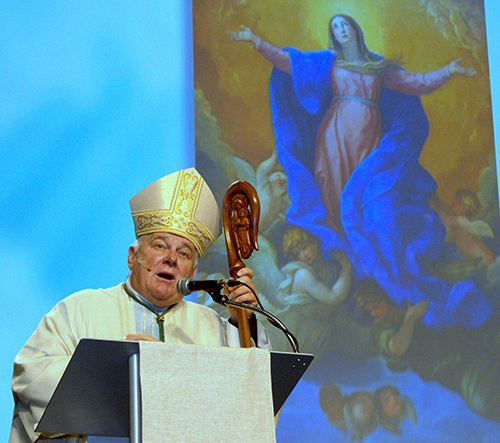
[36,339,313,442]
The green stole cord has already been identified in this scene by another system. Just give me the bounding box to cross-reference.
[122,283,176,342]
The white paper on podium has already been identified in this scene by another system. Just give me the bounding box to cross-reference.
[139,342,276,443]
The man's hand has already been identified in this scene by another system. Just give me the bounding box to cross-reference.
[125,333,161,342]
[226,267,259,323]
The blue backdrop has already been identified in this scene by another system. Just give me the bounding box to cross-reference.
[0,1,194,439]
[1,1,500,441]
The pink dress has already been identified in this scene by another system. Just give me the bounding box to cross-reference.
[257,41,451,232]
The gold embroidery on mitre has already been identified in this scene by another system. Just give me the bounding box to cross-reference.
[174,172,200,218]
[132,170,216,256]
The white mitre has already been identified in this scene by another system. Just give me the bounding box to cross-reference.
[129,168,222,257]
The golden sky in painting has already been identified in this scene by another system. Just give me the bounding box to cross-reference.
[193,0,493,203]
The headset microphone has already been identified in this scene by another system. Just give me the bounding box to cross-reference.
[135,256,152,272]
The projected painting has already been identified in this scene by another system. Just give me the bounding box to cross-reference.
[192,1,500,441]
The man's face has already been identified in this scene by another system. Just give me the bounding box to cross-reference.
[127,232,198,307]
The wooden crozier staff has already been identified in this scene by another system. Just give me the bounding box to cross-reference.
[222,180,260,348]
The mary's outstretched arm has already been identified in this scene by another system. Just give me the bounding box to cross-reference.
[382,59,476,96]
[229,25,292,73]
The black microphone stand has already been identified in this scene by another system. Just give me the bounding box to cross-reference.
[208,289,300,353]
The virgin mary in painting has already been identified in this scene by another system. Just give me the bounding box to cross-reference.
[230,14,495,328]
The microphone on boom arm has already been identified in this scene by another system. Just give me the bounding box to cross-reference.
[176,277,300,353]
[176,277,240,297]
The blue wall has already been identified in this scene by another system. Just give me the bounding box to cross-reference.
[1,0,499,440]
[0,1,194,438]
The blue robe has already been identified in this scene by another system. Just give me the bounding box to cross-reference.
[270,48,492,327]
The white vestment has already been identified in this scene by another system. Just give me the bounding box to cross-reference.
[10,284,270,443]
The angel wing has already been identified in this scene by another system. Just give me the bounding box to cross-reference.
[457,216,494,238]
[402,396,418,425]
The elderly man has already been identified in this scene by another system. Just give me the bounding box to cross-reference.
[10,168,271,443]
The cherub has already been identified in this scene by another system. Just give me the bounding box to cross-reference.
[319,385,379,441]
[281,225,353,305]
[344,391,379,441]
[374,385,417,434]
[430,188,495,267]
[319,385,348,435]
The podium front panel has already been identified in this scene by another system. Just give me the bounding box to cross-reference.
[37,339,139,437]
